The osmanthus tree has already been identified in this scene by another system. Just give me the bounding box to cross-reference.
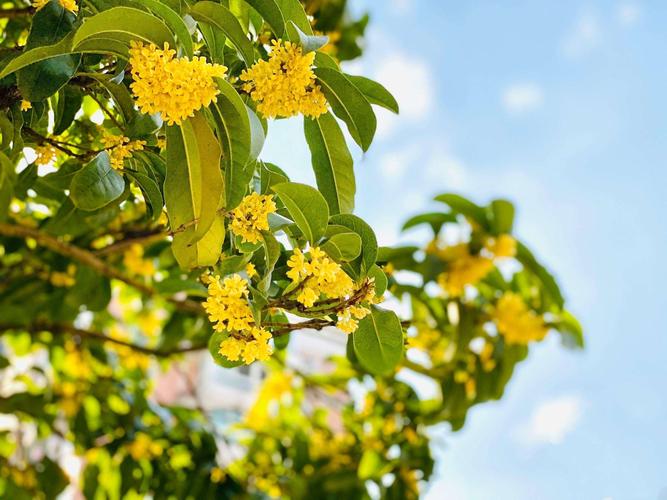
[0,0,583,498]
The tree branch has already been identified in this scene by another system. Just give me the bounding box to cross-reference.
[0,222,202,314]
[0,7,34,19]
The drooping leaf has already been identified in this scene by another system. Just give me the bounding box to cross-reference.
[314,67,376,151]
[304,112,355,214]
[164,111,223,243]
[434,193,490,230]
[286,21,328,52]
[346,75,399,114]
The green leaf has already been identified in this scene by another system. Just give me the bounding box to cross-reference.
[242,0,286,37]
[346,75,399,114]
[314,51,340,70]
[190,2,255,66]
[0,35,74,80]
[489,199,515,235]
[247,105,265,160]
[208,329,244,368]
[17,2,80,101]
[367,264,388,297]
[554,310,584,349]
[314,67,376,151]
[321,232,361,262]
[328,213,377,277]
[70,153,125,211]
[272,182,329,243]
[286,21,328,52]
[53,86,83,135]
[352,308,403,376]
[141,0,194,57]
[209,79,251,209]
[515,241,564,309]
[260,161,289,194]
[358,450,383,480]
[0,151,16,221]
[258,231,280,292]
[434,193,489,229]
[72,7,176,50]
[402,212,457,233]
[83,73,136,124]
[164,110,223,243]
[276,0,312,34]
[126,171,163,221]
[304,112,355,214]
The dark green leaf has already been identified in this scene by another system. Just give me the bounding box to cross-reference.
[352,308,403,376]
[70,152,125,211]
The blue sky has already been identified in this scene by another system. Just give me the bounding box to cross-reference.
[264,1,667,498]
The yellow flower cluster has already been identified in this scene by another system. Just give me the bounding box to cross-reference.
[50,264,76,287]
[128,41,227,125]
[485,234,517,258]
[287,247,355,308]
[204,274,273,364]
[34,144,57,166]
[432,235,517,296]
[20,100,31,111]
[126,433,163,461]
[123,243,155,277]
[33,0,78,13]
[244,371,293,430]
[336,305,370,334]
[102,132,146,170]
[433,243,494,296]
[492,292,549,345]
[241,40,328,118]
[229,193,276,244]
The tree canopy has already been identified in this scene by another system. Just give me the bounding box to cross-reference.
[0,0,582,498]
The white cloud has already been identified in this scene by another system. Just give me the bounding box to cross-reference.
[378,144,421,182]
[561,12,602,58]
[373,52,434,137]
[502,83,544,114]
[517,395,583,446]
[616,3,641,27]
[391,0,411,14]
[425,148,469,190]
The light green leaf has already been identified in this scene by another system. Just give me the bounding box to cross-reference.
[321,232,361,262]
[314,51,340,70]
[272,182,329,243]
[0,151,16,221]
[189,1,255,66]
[304,112,355,214]
[367,264,388,297]
[258,231,280,292]
[164,111,223,244]
[247,105,265,160]
[314,67,376,151]
[352,308,403,376]
[70,153,125,211]
[346,74,399,114]
[328,213,377,277]
[126,171,163,221]
[72,7,176,50]
[515,241,564,309]
[402,212,457,234]
[0,35,74,80]
[286,21,328,52]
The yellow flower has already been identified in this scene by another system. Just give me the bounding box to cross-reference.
[230,193,276,244]
[33,0,78,13]
[102,132,146,170]
[204,274,254,333]
[20,100,31,111]
[246,262,258,278]
[210,467,226,483]
[437,253,493,296]
[486,234,517,258]
[128,41,227,125]
[123,244,155,277]
[241,40,328,118]
[218,327,273,365]
[287,247,355,308]
[492,292,549,345]
[126,433,163,460]
[336,305,370,334]
[219,336,244,361]
[50,264,76,287]
[33,144,57,166]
